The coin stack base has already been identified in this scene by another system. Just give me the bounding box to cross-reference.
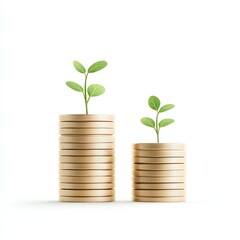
[133,143,186,202]
[59,114,115,202]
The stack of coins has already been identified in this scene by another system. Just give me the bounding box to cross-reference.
[133,143,185,202]
[59,114,115,202]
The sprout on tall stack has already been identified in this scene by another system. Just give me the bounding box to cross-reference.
[59,60,115,203]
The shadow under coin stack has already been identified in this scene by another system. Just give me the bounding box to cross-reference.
[59,114,115,202]
[133,143,186,202]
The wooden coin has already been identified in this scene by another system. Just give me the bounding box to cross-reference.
[134,164,185,171]
[60,196,115,202]
[59,114,114,122]
[134,170,185,177]
[60,169,113,177]
[60,143,114,150]
[134,189,185,197]
[59,149,114,156]
[133,183,185,190]
[134,176,185,183]
[60,163,114,170]
[60,128,115,135]
[60,189,114,197]
[60,156,114,163]
[60,176,114,183]
[133,196,185,202]
[60,183,114,190]
[60,121,115,129]
[133,143,185,150]
[60,136,114,143]
[133,150,185,158]
[133,157,185,164]
[60,143,115,150]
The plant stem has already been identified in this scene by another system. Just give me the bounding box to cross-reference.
[156,111,160,143]
[84,73,89,114]
[157,129,160,143]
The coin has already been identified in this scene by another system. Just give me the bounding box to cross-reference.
[133,157,185,164]
[60,189,114,197]
[133,143,185,150]
[59,156,114,163]
[59,114,114,122]
[59,196,115,202]
[133,189,185,197]
[134,170,185,177]
[133,183,185,190]
[60,136,114,143]
[60,143,115,150]
[60,163,114,170]
[60,121,115,129]
[59,149,114,156]
[133,196,185,202]
[134,164,185,171]
[134,176,185,183]
[133,150,185,158]
[60,128,115,135]
[60,183,114,190]
[60,176,114,183]
[60,169,113,177]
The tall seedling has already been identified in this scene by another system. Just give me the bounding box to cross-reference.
[66,60,107,114]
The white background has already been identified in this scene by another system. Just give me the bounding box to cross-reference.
[1,0,240,239]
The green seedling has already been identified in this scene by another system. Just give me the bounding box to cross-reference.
[66,60,108,114]
[141,96,175,143]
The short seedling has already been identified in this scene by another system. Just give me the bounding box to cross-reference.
[66,60,108,114]
[141,96,175,143]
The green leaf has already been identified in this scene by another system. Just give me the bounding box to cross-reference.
[66,81,83,92]
[159,104,175,112]
[88,61,108,73]
[73,61,86,73]
[140,117,155,128]
[87,84,105,97]
[148,96,160,111]
[66,82,83,92]
[159,118,175,128]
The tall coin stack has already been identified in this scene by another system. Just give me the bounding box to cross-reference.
[133,143,185,202]
[59,114,115,202]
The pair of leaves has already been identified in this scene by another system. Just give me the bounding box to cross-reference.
[73,60,107,74]
[66,60,107,97]
[66,82,105,97]
[141,118,175,128]
[148,96,175,112]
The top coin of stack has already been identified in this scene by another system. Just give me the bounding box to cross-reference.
[133,143,186,202]
[59,114,115,202]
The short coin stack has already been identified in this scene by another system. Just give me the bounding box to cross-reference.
[59,114,115,202]
[133,143,185,202]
